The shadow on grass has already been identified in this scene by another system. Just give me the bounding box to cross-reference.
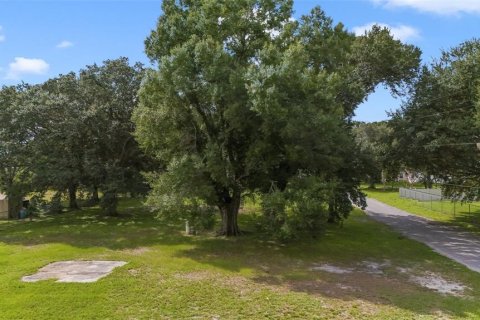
[0,199,192,250]
[446,210,480,233]
[1,200,479,318]
[172,216,480,318]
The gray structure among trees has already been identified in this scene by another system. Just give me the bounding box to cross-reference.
[0,194,8,219]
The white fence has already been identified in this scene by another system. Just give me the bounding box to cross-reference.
[399,188,442,202]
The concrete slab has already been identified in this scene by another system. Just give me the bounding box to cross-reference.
[22,260,127,283]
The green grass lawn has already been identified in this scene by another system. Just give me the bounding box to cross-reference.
[365,187,480,234]
[1,199,480,319]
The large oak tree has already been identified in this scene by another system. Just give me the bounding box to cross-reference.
[134,0,420,236]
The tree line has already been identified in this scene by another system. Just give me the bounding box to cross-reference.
[354,39,480,200]
[0,58,150,218]
[1,0,425,239]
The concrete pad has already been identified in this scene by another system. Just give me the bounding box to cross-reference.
[22,260,127,283]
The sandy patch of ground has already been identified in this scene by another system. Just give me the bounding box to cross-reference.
[309,261,469,297]
[409,272,469,296]
[396,266,411,274]
[358,260,391,275]
[310,260,391,275]
[174,271,213,281]
[128,268,140,276]
[121,247,151,255]
[310,264,354,274]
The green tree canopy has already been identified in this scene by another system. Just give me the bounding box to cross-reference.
[389,39,480,194]
[29,73,88,209]
[353,121,396,187]
[0,58,149,218]
[0,84,36,218]
[77,58,148,214]
[134,0,421,236]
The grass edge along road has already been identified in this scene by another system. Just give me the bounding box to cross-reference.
[365,186,480,234]
[0,199,479,319]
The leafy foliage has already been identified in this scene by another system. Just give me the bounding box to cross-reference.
[260,175,334,241]
[0,84,36,218]
[0,58,149,218]
[134,0,420,236]
[353,121,397,187]
[77,58,149,214]
[389,39,480,194]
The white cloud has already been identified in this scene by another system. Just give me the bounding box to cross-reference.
[371,0,480,15]
[0,26,5,42]
[56,40,74,49]
[353,22,420,42]
[6,57,50,79]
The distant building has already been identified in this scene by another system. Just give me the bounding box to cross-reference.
[397,169,423,184]
[0,194,8,219]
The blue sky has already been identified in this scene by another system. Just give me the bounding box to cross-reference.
[1,0,479,122]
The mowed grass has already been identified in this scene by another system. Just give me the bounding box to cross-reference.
[365,187,480,234]
[1,199,480,319]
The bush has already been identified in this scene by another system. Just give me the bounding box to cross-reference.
[260,176,333,241]
[143,165,219,232]
[144,186,217,232]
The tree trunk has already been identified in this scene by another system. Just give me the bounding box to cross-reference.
[91,186,100,203]
[101,189,118,216]
[68,184,79,210]
[327,199,338,224]
[7,193,23,220]
[423,175,433,189]
[219,191,241,236]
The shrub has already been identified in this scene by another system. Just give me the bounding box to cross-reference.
[260,176,333,241]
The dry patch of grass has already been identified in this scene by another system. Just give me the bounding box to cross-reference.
[121,247,151,255]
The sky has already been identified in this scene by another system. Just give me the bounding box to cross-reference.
[1,0,480,122]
